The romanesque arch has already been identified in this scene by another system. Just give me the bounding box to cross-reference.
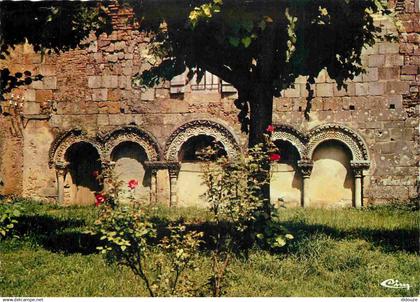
[49,128,103,167]
[306,124,370,162]
[271,124,308,159]
[164,120,241,207]
[270,124,307,208]
[49,129,103,205]
[306,124,370,208]
[100,126,162,162]
[99,126,161,203]
[164,120,241,161]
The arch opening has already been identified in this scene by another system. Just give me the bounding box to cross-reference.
[308,139,354,207]
[178,135,227,162]
[271,140,302,208]
[177,135,227,207]
[111,141,150,201]
[64,142,102,205]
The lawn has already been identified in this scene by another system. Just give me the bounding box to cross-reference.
[0,201,418,297]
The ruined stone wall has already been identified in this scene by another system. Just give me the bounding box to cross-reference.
[0,3,418,205]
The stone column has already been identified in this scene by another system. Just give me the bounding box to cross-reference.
[350,161,370,209]
[55,162,68,204]
[298,160,313,208]
[150,169,158,204]
[101,161,115,192]
[354,170,363,209]
[168,166,180,207]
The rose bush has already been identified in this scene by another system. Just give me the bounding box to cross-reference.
[90,168,203,297]
[200,126,293,296]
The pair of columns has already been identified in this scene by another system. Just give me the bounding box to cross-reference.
[144,161,180,207]
[297,159,370,208]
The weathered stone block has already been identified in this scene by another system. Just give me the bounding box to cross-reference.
[35,90,53,102]
[39,65,56,76]
[23,102,41,115]
[102,75,119,88]
[362,68,378,82]
[88,76,102,88]
[378,42,400,54]
[368,54,385,67]
[334,83,355,97]
[92,88,108,101]
[23,89,36,102]
[368,82,385,96]
[115,41,126,50]
[355,83,368,96]
[98,39,111,48]
[323,98,341,111]
[108,114,126,125]
[384,54,404,67]
[378,67,400,80]
[316,83,334,97]
[283,86,300,98]
[401,65,418,75]
[122,66,133,76]
[31,80,44,90]
[386,81,410,94]
[106,54,118,62]
[43,77,57,90]
[97,114,109,126]
[141,88,155,101]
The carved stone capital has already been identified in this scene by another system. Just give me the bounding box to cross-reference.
[55,162,69,176]
[101,160,116,169]
[168,162,181,178]
[350,160,370,177]
[298,160,314,177]
[144,161,180,171]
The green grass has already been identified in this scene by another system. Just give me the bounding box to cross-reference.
[0,201,419,297]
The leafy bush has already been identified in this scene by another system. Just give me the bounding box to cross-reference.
[90,166,203,297]
[201,126,293,296]
[0,198,23,239]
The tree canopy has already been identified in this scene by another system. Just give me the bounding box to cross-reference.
[129,0,392,144]
[0,1,111,99]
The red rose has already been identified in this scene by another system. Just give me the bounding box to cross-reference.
[92,170,99,178]
[266,125,275,133]
[95,193,106,206]
[128,179,139,189]
[269,153,281,161]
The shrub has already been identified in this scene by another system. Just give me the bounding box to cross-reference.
[200,126,293,296]
[0,197,23,239]
[90,166,203,297]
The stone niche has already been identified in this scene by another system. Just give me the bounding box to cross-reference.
[177,135,226,207]
[307,140,354,208]
[63,142,102,205]
[111,141,150,202]
[270,140,302,208]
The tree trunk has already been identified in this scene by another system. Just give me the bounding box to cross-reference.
[248,83,273,148]
[248,82,274,214]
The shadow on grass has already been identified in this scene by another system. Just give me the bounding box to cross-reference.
[282,220,419,254]
[14,215,100,255]
[10,212,418,256]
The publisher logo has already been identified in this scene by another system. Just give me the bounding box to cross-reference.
[380,279,410,290]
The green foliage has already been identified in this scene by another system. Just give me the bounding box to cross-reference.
[91,168,204,297]
[0,2,111,99]
[0,198,22,239]
[1,203,419,297]
[200,131,293,295]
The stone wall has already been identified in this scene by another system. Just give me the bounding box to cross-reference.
[0,2,418,206]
